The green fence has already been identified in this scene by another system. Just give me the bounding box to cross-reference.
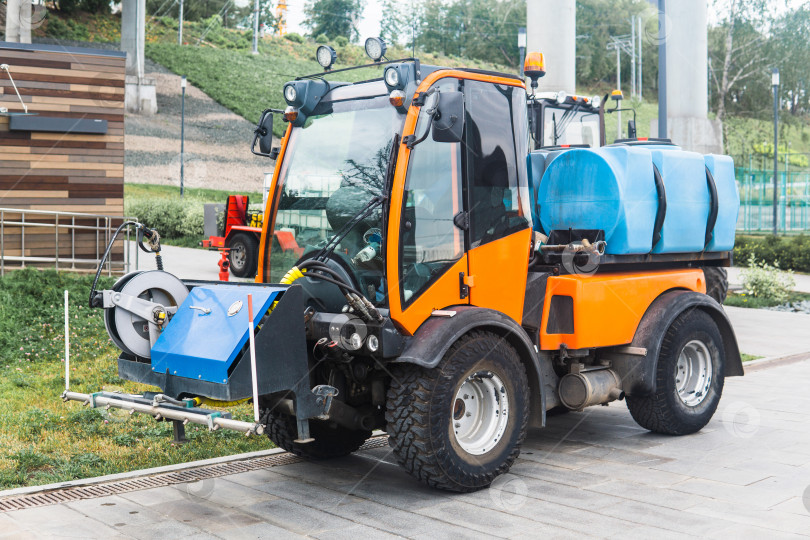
[736,168,810,233]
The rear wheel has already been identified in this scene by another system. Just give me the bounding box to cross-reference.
[261,409,371,459]
[386,331,529,492]
[703,267,729,304]
[626,310,725,435]
[228,232,258,278]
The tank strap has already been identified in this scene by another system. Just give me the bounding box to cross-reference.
[704,166,719,250]
[651,163,667,251]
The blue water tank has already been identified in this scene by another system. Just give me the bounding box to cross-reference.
[535,146,738,255]
[537,146,657,254]
[704,154,738,252]
[651,148,710,253]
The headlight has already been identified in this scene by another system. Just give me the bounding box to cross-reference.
[316,45,336,70]
[367,334,379,353]
[556,91,567,104]
[591,95,601,108]
[283,84,297,104]
[384,67,399,88]
[364,37,387,62]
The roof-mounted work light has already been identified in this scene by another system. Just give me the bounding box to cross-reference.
[316,45,337,71]
[364,37,387,62]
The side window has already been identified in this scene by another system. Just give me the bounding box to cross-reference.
[465,81,529,248]
[400,79,463,306]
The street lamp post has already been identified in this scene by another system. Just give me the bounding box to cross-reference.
[252,0,260,54]
[518,27,527,77]
[772,67,779,235]
[180,76,186,198]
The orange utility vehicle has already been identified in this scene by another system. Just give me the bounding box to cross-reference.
[77,42,742,493]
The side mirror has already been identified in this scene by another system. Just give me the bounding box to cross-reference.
[251,109,278,158]
[432,91,464,143]
[627,120,637,139]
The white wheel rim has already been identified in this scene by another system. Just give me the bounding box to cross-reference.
[451,371,509,455]
[231,244,246,268]
[675,339,713,407]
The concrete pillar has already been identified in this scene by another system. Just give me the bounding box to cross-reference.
[5,0,32,43]
[651,0,722,153]
[526,0,576,93]
[121,0,157,114]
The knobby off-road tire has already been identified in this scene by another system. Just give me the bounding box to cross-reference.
[228,232,259,278]
[261,409,371,459]
[626,310,725,435]
[386,331,529,492]
[703,267,729,304]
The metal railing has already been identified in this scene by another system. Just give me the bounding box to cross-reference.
[736,168,810,233]
[0,208,138,277]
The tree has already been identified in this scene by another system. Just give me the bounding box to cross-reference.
[379,0,405,44]
[708,0,772,125]
[769,6,810,117]
[303,0,364,41]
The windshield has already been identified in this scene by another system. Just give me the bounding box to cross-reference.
[542,105,599,147]
[269,94,404,304]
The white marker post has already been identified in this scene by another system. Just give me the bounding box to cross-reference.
[64,289,70,391]
[247,294,260,424]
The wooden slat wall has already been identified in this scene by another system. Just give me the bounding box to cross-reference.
[0,43,125,270]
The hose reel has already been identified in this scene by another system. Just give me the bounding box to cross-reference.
[103,270,189,359]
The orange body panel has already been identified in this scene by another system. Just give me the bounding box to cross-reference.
[467,228,532,326]
[257,124,292,283]
[386,70,526,336]
[538,269,706,351]
[395,257,469,335]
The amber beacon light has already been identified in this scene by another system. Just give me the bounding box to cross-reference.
[523,52,546,90]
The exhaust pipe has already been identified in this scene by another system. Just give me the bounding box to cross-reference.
[558,368,624,410]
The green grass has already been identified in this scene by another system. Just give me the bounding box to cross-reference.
[741,353,764,362]
[124,183,262,203]
[146,33,511,134]
[724,290,810,309]
[0,269,271,489]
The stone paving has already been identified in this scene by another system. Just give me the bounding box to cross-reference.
[3,357,810,539]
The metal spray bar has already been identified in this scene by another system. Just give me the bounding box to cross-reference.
[61,391,265,436]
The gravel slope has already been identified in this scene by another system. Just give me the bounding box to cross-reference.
[125,59,274,192]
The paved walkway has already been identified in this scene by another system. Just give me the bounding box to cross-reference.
[2,357,809,538]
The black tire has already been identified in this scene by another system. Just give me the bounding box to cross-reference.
[228,232,258,278]
[261,409,371,459]
[385,331,529,492]
[626,310,725,435]
[703,267,728,304]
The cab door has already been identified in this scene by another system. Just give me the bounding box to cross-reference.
[387,77,468,335]
[462,79,532,325]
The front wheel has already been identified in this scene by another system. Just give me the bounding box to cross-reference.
[386,331,529,492]
[626,310,725,435]
[261,409,371,459]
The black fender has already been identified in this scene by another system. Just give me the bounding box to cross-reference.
[609,290,743,397]
[393,306,549,427]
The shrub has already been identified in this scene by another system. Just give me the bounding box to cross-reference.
[334,36,348,47]
[45,17,89,40]
[285,32,304,43]
[734,234,810,273]
[56,0,81,14]
[125,197,205,240]
[80,0,110,13]
[315,33,329,44]
[740,254,795,303]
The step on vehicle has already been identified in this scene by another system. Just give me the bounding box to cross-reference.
[67,42,742,492]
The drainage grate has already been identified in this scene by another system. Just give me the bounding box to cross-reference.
[0,436,388,513]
